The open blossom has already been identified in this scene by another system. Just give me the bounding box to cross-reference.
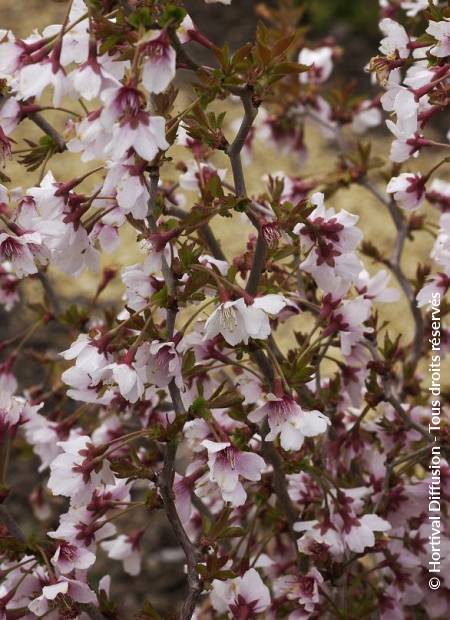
[386,172,426,210]
[101,85,169,162]
[274,568,323,616]
[352,100,382,134]
[294,192,363,293]
[356,269,399,303]
[121,263,162,311]
[28,577,97,617]
[105,343,150,404]
[249,394,330,451]
[51,542,96,574]
[141,30,176,94]
[296,511,391,558]
[70,46,120,100]
[416,273,450,307]
[18,56,69,106]
[205,294,287,346]
[102,532,143,575]
[324,296,373,356]
[379,18,410,59]
[211,568,271,617]
[0,230,48,277]
[102,158,150,219]
[147,340,183,389]
[426,19,450,57]
[202,440,266,506]
[298,47,333,84]
[47,435,114,505]
[381,86,418,122]
[0,389,25,437]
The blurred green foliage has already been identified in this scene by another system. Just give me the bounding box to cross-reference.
[302,0,380,40]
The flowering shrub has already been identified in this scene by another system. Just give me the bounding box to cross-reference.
[0,0,449,618]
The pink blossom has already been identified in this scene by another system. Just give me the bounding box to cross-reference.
[101,532,143,576]
[28,577,96,617]
[386,172,426,210]
[426,19,450,57]
[205,295,287,346]
[202,439,266,506]
[141,30,176,94]
[298,47,333,84]
[249,394,329,451]
[211,568,271,617]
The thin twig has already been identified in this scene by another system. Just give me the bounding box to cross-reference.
[148,168,202,620]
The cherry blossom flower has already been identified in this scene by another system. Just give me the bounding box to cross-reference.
[18,53,69,107]
[205,294,287,346]
[28,577,97,617]
[426,19,450,57]
[274,568,323,616]
[211,568,271,617]
[298,47,333,84]
[356,269,400,303]
[386,172,426,210]
[416,273,450,307]
[141,30,176,94]
[249,394,330,451]
[51,542,96,574]
[179,161,227,192]
[47,435,114,505]
[201,440,266,506]
[147,340,183,389]
[352,100,382,134]
[0,389,25,437]
[105,343,150,403]
[0,230,48,277]
[379,18,410,59]
[102,532,143,576]
[101,85,169,162]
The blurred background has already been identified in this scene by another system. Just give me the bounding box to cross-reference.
[0,0,379,64]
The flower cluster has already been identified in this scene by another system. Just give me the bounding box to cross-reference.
[0,1,448,619]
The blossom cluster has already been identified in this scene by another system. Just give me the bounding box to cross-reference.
[0,1,448,619]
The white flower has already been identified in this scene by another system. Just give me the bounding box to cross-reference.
[101,533,143,576]
[426,19,450,57]
[179,161,227,192]
[249,394,330,451]
[28,577,96,616]
[351,101,382,134]
[379,18,410,59]
[298,47,333,84]
[0,231,48,278]
[342,514,391,553]
[18,59,69,106]
[141,30,176,94]
[211,568,271,616]
[356,269,399,303]
[386,114,420,162]
[51,542,96,574]
[205,294,287,346]
[386,172,426,211]
[416,274,450,307]
[47,435,114,505]
[201,440,266,506]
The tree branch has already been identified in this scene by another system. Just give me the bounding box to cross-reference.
[148,168,202,620]
[224,92,301,561]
